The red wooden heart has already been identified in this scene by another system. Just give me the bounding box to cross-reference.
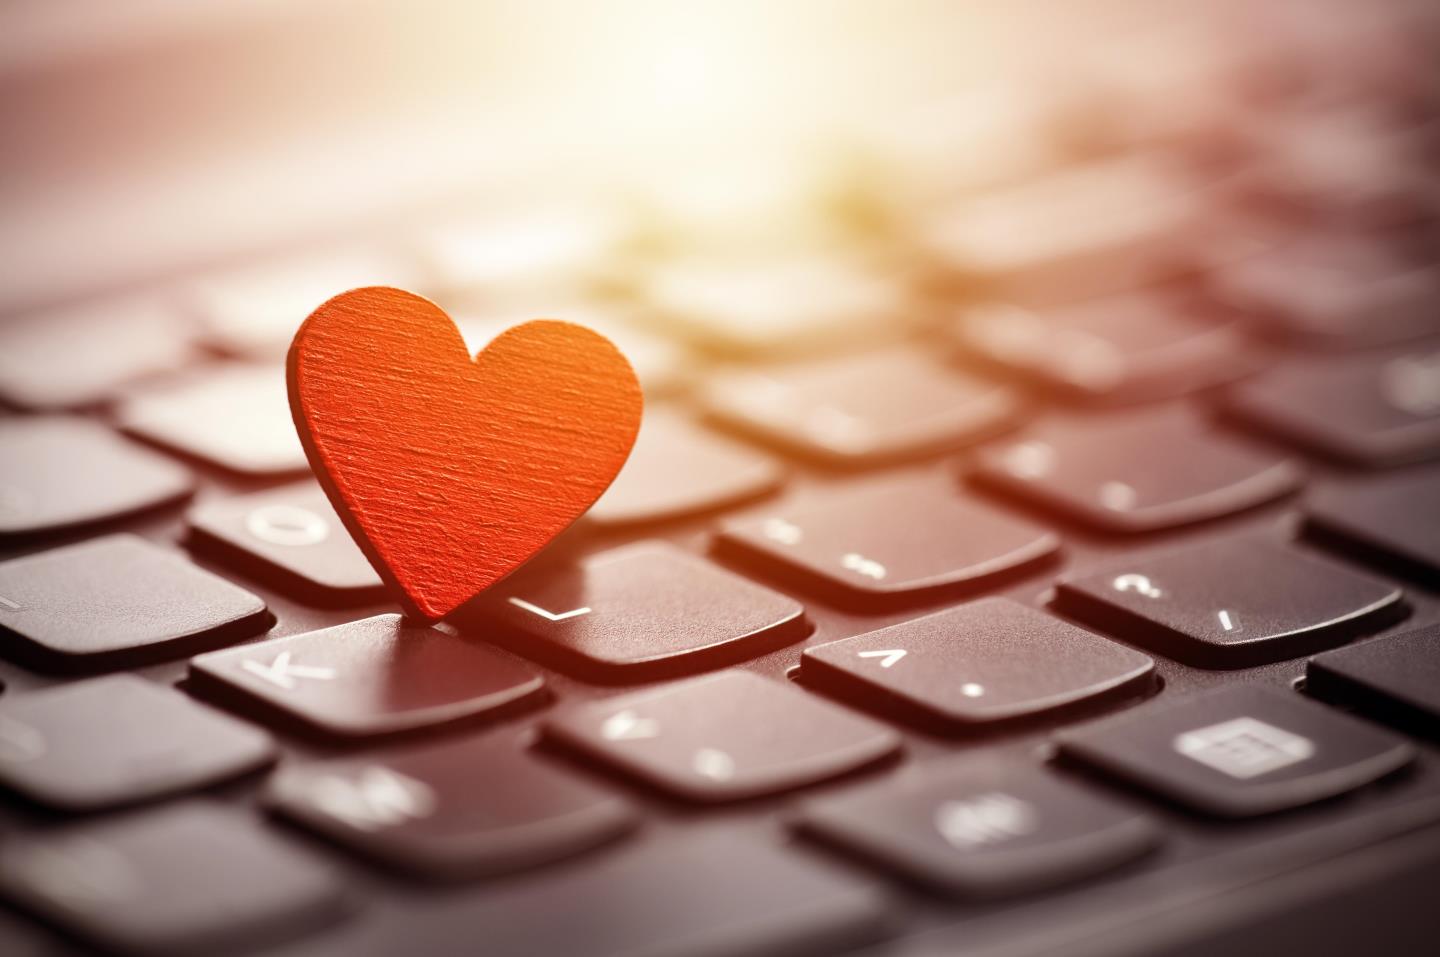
[287,287,642,621]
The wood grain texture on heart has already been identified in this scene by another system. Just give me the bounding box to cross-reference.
[288,287,642,622]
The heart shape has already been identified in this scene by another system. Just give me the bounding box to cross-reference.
[288,287,642,621]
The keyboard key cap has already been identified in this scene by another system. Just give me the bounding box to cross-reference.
[0,802,345,954]
[1308,625,1440,737]
[0,535,271,673]
[404,830,886,957]
[953,290,1263,404]
[1304,469,1440,582]
[587,410,784,526]
[266,736,637,879]
[1224,344,1440,466]
[116,364,309,476]
[972,407,1304,533]
[187,483,385,605]
[0,417,192,537]
[187,247,419,359]
[189,614,544,740]
[643,253,909,356]
[544,671,900,802]
[799,765,1161,896]
[921,155,1213,306]
[0,297,194,410]
[1057,685,1415,817]
[716,476,1057,606]
[418,205,626,300]
[475,543,807,682]
[1211,235,1440,349]
[0,675,274,811]
[702,351,1022,466]
[1053,538,1403,668]
[801,599,1154,730]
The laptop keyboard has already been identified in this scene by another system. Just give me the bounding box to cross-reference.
[2,2,1440,956]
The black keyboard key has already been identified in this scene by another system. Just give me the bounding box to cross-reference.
[716,476,1057,606]
[1053,538,1404,668]
[0,535,271,673]
[187,483,385,605]
[1304,469,1440,583]
[1211,234,1440,349]
[117,364,310,476]
[701,350,1022,466]
[475,542,807,682]
[954,289,1262,404]
[0,297,194,410]
[1057,685,1415,817]
[0,675,274,811]
[189,614,544,740]
[0,802,345,954]
[799,765,1161,896]
[587,409,784,526]
[1225,344,1440,466]
[1308,626,1440,737]
[0,417,192,537]
[801,598,1154,730]
[544,671,900,802]
[266,736,637,879]
[972,407,1304,533]
[406,830,886,957]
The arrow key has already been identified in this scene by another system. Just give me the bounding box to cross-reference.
[802,598,1155,732]
[189,614,545,740]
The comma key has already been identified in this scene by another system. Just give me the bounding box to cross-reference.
[543,671,900,802]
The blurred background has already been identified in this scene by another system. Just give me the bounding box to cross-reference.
[1,0,1439,461]
[2,0,1436,316]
